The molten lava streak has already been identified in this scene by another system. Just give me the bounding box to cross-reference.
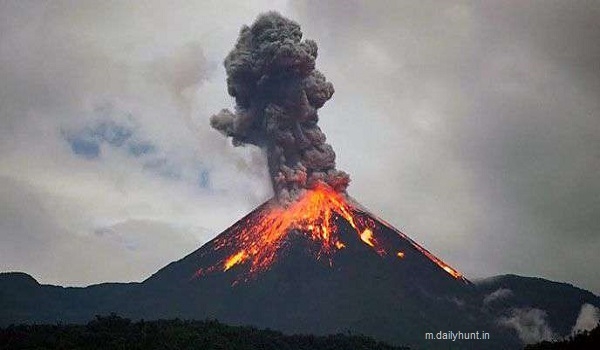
[194,183,465,282]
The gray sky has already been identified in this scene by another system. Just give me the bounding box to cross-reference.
[1,1,598,294]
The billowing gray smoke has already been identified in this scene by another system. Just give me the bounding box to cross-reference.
[210,12,350,206]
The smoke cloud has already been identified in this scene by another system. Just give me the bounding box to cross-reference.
[210,12,349,206]
[483,288,513,305]
[572,303,600,334]
[499,308,555,344]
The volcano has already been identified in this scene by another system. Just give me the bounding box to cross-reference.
[190,183,466,284]
[4,187,598,349]
[118,186,516,349]
[122,13,509,346]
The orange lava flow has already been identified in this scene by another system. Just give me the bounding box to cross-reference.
[196,184,383,280]
[195,183,465,283]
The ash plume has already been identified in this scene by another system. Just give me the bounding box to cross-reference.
[210,12,350,206]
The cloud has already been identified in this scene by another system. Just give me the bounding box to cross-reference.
[209,12,349,206]
[0,176,201,285]
[572,303,600,334]
[483,288,513,305]
[0,0,284,286]
[499,308,555,344]
[62,113,147,160]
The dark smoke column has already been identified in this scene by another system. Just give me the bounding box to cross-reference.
[211,12,350,206]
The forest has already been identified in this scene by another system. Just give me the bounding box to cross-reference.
[524,323,600,350]
[0,314,408,350]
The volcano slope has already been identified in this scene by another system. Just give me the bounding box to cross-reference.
[116,186,519,349]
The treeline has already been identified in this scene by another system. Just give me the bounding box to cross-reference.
[0,314,408,350]
[525,323,600,350]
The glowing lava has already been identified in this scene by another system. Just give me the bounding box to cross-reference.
[360,228,375,247]
[194,183,465,283]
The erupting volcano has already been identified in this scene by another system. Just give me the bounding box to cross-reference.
[194,11,466,289]
[142,180,479,348]
[193,183,465,284]
[123,13,491,349]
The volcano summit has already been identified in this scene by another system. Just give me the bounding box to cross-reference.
[190,183,466,285]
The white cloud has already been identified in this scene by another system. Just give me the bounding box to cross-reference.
[572,303,600,334]
[499,308,555,344]
[483,288,513,305]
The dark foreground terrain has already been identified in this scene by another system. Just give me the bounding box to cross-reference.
[525,323,600,350]
[0,314,407,350]
[3,315,598,350]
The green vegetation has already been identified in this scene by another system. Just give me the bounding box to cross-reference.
[0,314,408,350]
[525,323,600,350]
